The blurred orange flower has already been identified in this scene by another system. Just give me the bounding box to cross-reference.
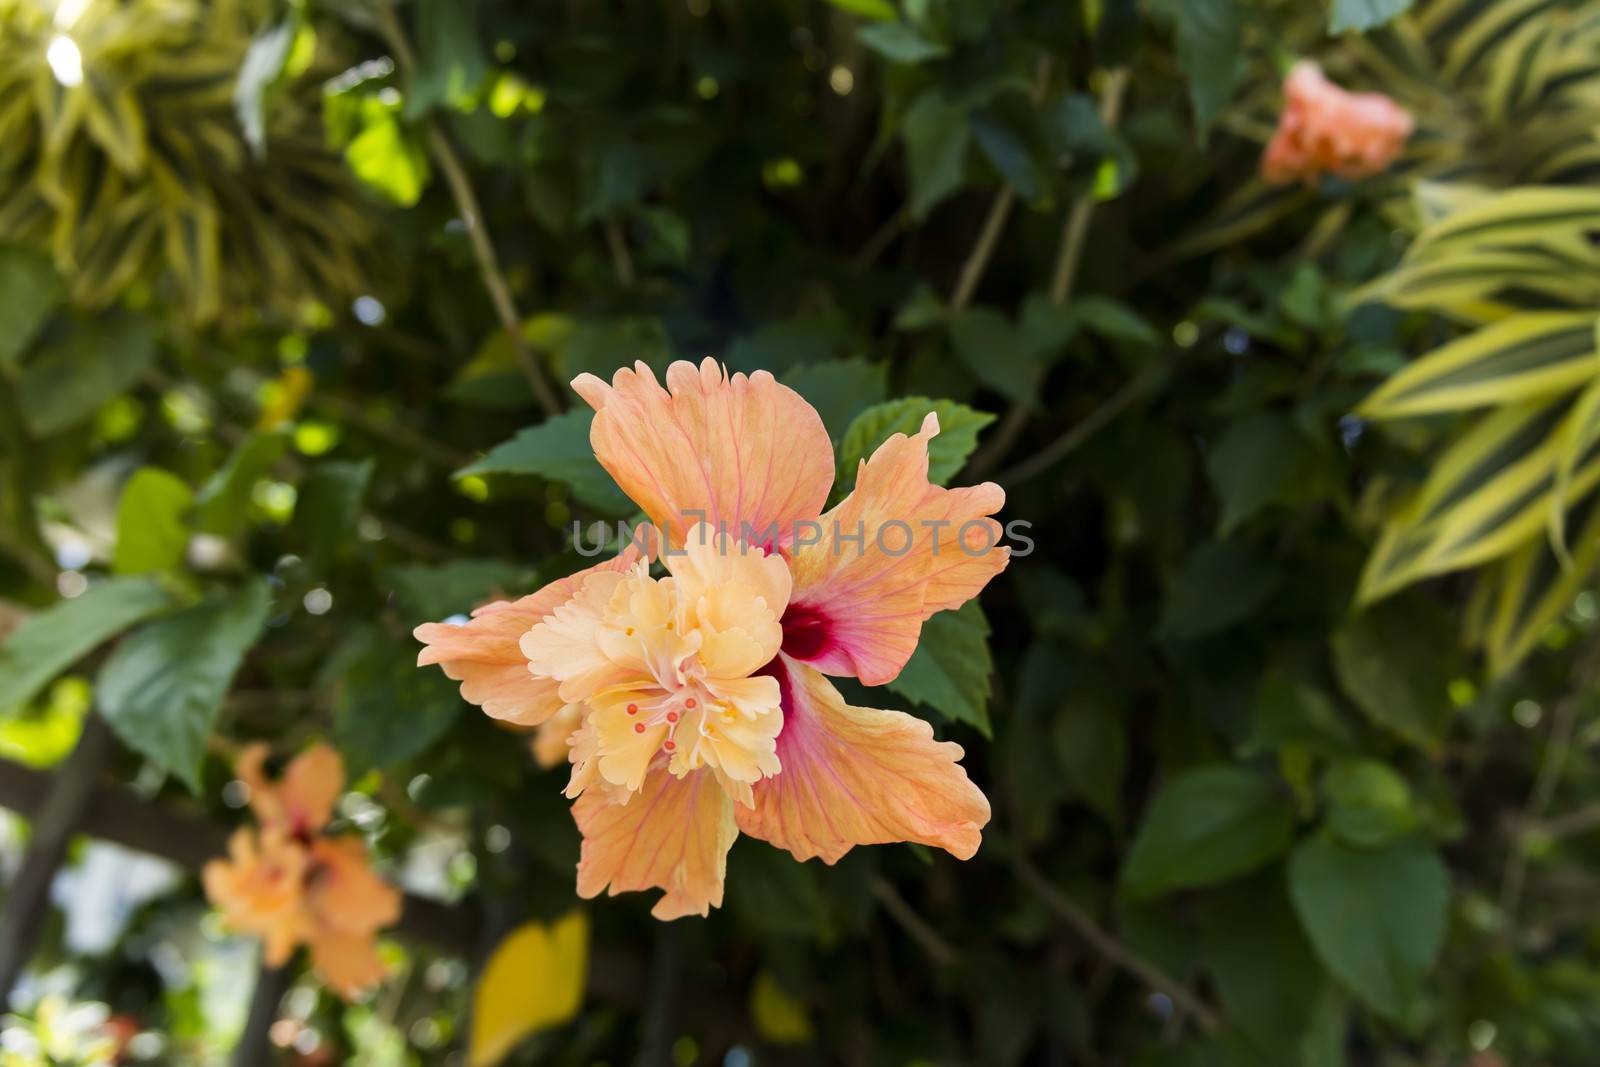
[203,744,401,999]
[1263,61,1412,184]
[418,359,1006,918]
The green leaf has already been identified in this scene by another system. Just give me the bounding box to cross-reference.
[458,409,634,515]
[113,468,193,575]
[1157,539,1280,640]
[1051,665,1127,826]
[1331,598,1456,750]
[857,21,948,64]
[0,578,172,714]
[949,307,1039,405]
[96,581,272,792]
[405,0,489,117]
[294,459,374,568]
[780,360,889,439]
[346,102,430,206]
[1321,760,1417,848]
[727,317,849,376]
[822,0,899,19]
[1148,0,1242,134]
[0,245,62,370]
[1019,293,1081,360]
[17,317,157,437]
[1329,0,1413,34]
[970,99,1051,202]
[1069,295,1161,347]
[1197,873,1331,1062]
[886,602,993,735]
[1206,413,1312,533]
[1288,834,1449,1022]
[1243,671,1357,757]
[194,432,289,537]
[387,560,528,625]
[1122,766,1295,898]
[332,627,461,773]
[902,89,971,218]
[837,398,995,489]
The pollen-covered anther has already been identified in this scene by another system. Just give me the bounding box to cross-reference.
[684,698,697,709]
[633,722,645,734]
[663,740,676,751]
[626,703,638,715]
[666,711,679,723]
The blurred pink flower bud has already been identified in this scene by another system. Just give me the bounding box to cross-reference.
[1263,61,1413,184]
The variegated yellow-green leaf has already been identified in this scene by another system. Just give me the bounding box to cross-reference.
[1411,186,1600,256]
[1358,399,1571,602]
[1358,312,1599,419]
[1488,488,1600,674]
[1439,0,1560,84]
[468,911,588,1067]
[1361,250,1600,313]
[1548,362,1600,562]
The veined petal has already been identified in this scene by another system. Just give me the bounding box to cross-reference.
[572,359,834,549]
[414,546,643,726]
[737,657,990,863]
[785,413,1008,685]
[573,765,738,919]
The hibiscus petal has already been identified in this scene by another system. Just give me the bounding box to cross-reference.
[414,546,643,725]
[785,412,1008,685]
[276,744,342,835]
[309,929,388,1000]
[737,658,990,863]
[307,837,402,936]
[572,359,834,549]
[573,765,738,919]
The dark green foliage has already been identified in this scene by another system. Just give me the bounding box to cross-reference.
[3,0,1599,1064]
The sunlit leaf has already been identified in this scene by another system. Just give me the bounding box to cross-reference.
[0,579,171,714]
[113,468,192,575]
[96,580,271,792]
[750,971,815,1045]
[469,911,588,1067]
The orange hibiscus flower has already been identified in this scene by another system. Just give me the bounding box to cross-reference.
[203,744,401,998]
[417,359,1007,918]
[1263,61,1412,185]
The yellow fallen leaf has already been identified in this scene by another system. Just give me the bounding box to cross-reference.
[750,971,813,1045]
[468,910,589,1067]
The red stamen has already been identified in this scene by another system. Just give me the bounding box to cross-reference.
[666,711,679,723]
[634,722,645,734]
[664,740,676,751]
[684,697,697,709]
[626,703,638,715]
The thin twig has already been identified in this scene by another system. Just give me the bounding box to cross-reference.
[965,67,1130,482]
[868,875,958,967]
[1013,854,1223,1036]
[604,220,636,287]
[994,362,1170,488]
[949,57,1053,313]
[1500,639,1600,918]
[850,211,909,273]
[374,2,562,417]
[315,393,474,470]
